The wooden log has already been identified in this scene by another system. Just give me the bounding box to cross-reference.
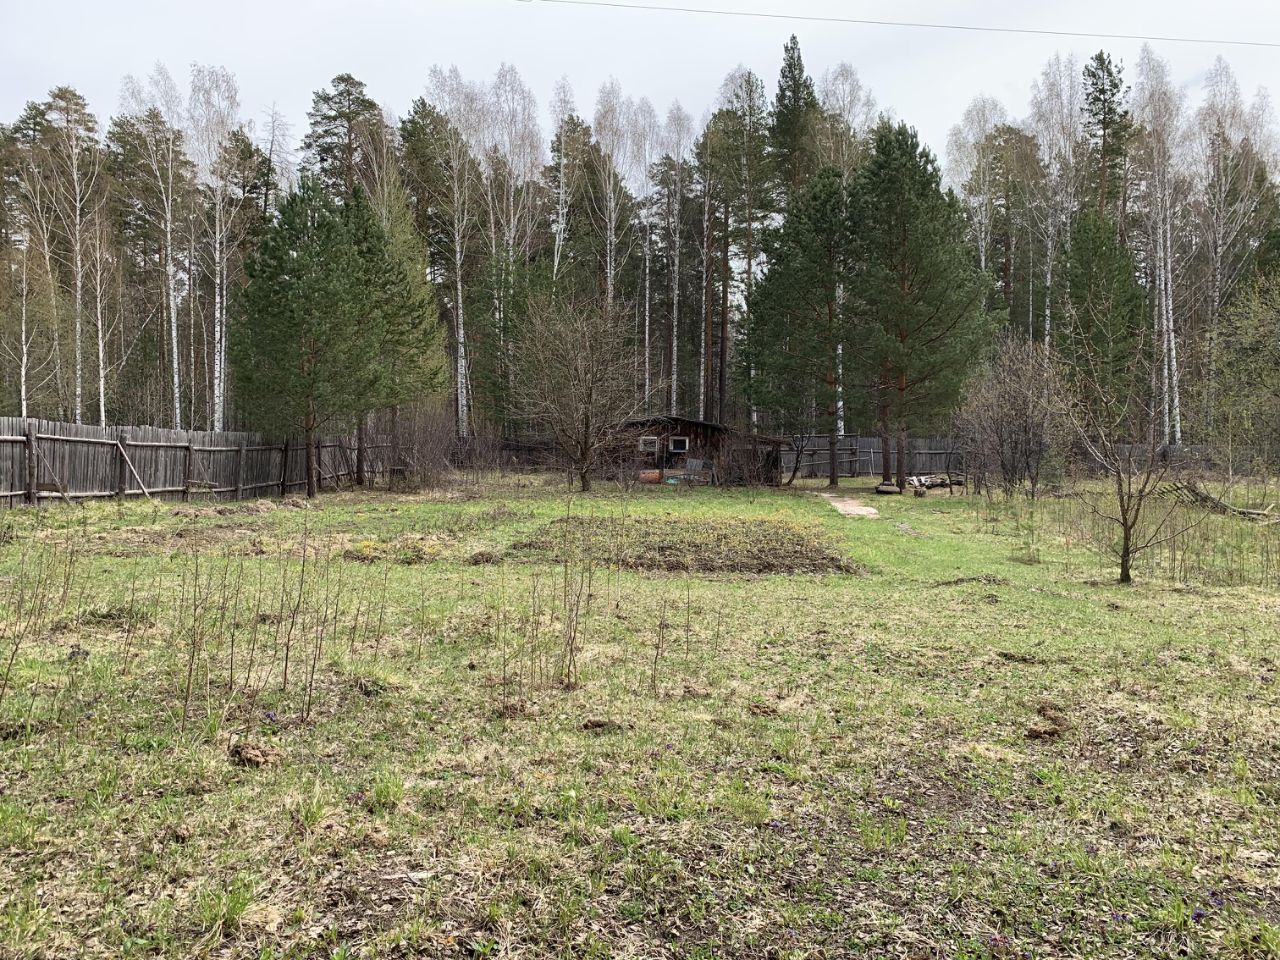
[124,439,189,449]
[115,440,153,500]
[36,433,117,446]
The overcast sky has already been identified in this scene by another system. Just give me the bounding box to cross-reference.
[4,0,1278,165]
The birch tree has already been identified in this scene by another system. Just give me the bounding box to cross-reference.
[662,102,692,415]
[119,65,191,428]
[1026,54,1085,346]
[548,77,582,286]
[1133,45,1186,446]
[45,87,103,423]
[591,79,634,306]
[12,105,68,417]
[627,97,660,405]
[420,67,485,436]
[477,64,543,413]
[1,231,59,416]
[1191,58,1276,422]
[947,95,1007,273]
[816,63,873,431]
[259,104,296,215]
[817,62,877,183]
[188,64,245,430]
[85,204,120,424]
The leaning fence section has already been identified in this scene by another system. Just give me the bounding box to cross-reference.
[0,417,394,507]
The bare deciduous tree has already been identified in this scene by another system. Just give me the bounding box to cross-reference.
[513,296,646,491]
[957,335,1066,498]
[1058,289,1199,584]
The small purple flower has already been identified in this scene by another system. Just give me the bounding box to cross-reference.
[1085,843,1099,856]
[1192,908,1206,925]
[265,710,278,723]
[1210,891,1224,908]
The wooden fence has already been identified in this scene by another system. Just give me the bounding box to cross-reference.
[781,435,961,480]
[0,417,397,507]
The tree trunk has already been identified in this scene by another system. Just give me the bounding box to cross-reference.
[718,202,731,426]
[1119,526,1133,584]
[878,395,892,484]
[578,466,592,493]
[827,427,839,488]
[643,226,652,405]
[356,414,367,487]
[895,427,908,492]
[305,426,317,499]
[700,193,715,421]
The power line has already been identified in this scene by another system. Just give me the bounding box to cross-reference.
[522,0,1280,49]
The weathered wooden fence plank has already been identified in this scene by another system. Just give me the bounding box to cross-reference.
[0,417,401,508]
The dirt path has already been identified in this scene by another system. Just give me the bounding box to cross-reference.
[817,492,880,518]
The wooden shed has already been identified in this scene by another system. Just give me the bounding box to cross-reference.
[615,416,786,486]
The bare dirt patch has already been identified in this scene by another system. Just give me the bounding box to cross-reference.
[512,515,859,574]
[817,491,880,518]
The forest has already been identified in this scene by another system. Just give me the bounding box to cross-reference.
[1,39,1278,476]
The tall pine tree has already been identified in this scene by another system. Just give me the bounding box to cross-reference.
[302,73,381,200]
[234,179,434,496]
[746,166,850,485]
[770,36,821,212]
[1082,52,1133,226]
[850,122,991,488]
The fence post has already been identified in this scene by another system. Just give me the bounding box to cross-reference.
[116,431,130,498]
[279,438,289,497]
[235,440,246,501]
[183,441,194,502]
[24,427,37,506]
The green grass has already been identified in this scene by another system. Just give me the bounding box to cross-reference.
[0,476,1277,958]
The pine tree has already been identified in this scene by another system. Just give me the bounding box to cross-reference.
[746,166,850,484]
[302,73,381,200]
[234,178,433,496]
[850,122,991,489]
[1056,209,1147,407]
[770,35,821,211]
[1081,52,1133,224]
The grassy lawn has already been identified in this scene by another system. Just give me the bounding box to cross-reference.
[1,478,1278,958]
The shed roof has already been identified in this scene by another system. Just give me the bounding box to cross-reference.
[624,416,788,446]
